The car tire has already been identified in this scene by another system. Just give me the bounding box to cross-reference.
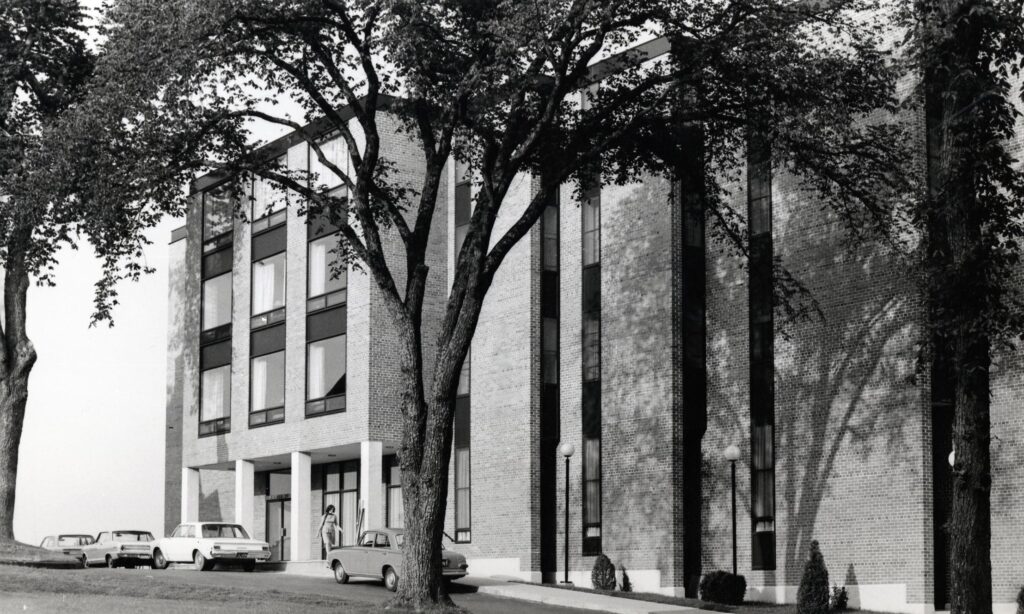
[332,561,349,584]
[383,566,398,592]
[106,555,116,569]
[152,549,168,570]
[193,551,212,571]
[242,560,256,572]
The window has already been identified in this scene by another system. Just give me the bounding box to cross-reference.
[310,135,345,191]
[252,158,287,233]
[252,252,286,324]
[306,334,346,416]
[583,437,601,539]
[324,461,359,547]
[308,233,347,312]
[250,350,285,427]
[582,187,600,266]
[457,351,470,397]
[375,533,390,548]
[454,446,471,543]
[542,317,559,384]
[385,456,404,529]
[454,160,472,258]
[360,532,375,547]
[202,273,232,332]
[201,524,249,539]
[542,205,559,272]
[748,135,776,570]
[200,364,231,435]
[203,188,234,249]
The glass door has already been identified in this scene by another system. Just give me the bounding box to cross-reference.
[266,498,291,561]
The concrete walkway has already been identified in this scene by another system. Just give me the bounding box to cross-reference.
[458,576,720,614]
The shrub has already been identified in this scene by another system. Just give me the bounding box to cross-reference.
[831,585,849,611]
[797,541,830,614]
[1016,586,1024,614]
[699,570,747,605]
[591,554,616,590]
[620,566,633,593]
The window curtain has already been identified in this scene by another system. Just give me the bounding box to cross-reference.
[201,367,228,420]
[253,259,277,314]
[308,343,326,399]
[252,356,268,411]
[309,240,327,297]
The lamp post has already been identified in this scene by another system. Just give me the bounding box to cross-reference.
[724,444,741,576]
[559,442,576,585]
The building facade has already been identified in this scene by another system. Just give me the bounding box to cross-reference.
[164,44,1024,614]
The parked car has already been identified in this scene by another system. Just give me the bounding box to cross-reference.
[326,528,468,592]
[82,530,155,568]
[39,534,94,567]
[152,522,271,572]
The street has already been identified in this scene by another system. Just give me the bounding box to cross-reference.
[0,565,601,613]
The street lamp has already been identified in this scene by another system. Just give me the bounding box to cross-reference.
[724,444,741,576]
[559,442,576,585]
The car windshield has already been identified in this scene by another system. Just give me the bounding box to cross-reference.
[394,534,404,547]
[201,524,249,539]
[57,535,92,547]
[113,531,154,542]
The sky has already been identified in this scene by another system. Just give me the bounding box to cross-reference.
[13,219,179,544]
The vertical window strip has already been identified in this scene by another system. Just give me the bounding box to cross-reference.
[453,157,472,542]
[581,174,602,555]
[748,136,776,570]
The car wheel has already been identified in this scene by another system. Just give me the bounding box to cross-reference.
[332,561,349,584]
[106,555,117,569]
[193,550,212,572]
[152,550,167,570]
[242,560,256,572]
[383,566,398,592]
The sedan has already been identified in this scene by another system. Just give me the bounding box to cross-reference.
[82,530,155,568]
[327,529,468,592]
[40,535,94,567]
[152,522,271,571]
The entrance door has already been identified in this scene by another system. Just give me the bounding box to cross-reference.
[267,499,291,562]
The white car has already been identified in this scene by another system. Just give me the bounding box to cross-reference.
[83,530,155,568]
[152,522,271,572]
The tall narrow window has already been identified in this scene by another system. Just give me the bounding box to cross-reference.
[454,160,472,258]
[252,157,288,233]
[310,135,345,191]
[581,177,602,555]
[249,350,285,427]
[539,187,561,578]
[199,186,234,436]
[203,187,234,253]
[202,273,232,332]
[454,356,471,542]
[306,334,347,416]
[201,365,231,423]
[384,456,404,529]
[251,252,286,327]
[305,219,347,418]
[748,135,776,570]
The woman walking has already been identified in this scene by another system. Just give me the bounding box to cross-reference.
[319,504,339,556]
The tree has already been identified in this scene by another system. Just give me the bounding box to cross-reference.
[796,540,829,614]
[85,0,907,608]
[908,2,1024,613]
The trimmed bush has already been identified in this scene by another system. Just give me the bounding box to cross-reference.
[797,541,830,614]
[699,570,747,605]
[1016,586,1024,614]
[591,554,616,590]
[830,585,849,611]
[620,566,633,593]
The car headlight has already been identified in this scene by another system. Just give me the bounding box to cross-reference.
[262,545,270,551]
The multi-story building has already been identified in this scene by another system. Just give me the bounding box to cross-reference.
[164,40,1024,614]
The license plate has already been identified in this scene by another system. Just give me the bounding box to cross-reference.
[235,553,249,558]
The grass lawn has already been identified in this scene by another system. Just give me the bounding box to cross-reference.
[0,565,397,613]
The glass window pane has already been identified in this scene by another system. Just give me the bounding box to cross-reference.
[253,169,286,221]
[310,136,345,189]
[202,273,232,331]
[457,354,470,397]
[201,365,231,421]
[583,315,600,382]
[268,472,291,497]
[308,234,346,298]
[342,463,358,491]
[252,252,286,315]
[251,351,284,411]
[454,224,468,258]
[307,335,347,400]
[388,486,404,528]
[204,189,234,239]
[325,465,340,492]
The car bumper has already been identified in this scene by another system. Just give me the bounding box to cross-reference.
[113,552,153,561]
[442,568,468,579]
[209,551,271,561]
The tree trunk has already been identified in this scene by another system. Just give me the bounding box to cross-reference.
[0,377,30,541]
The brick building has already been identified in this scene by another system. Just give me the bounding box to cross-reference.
[164,39,1024,614]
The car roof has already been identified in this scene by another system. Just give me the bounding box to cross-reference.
[112,530,152,533]
[364,528,402,537]
[58,534,92,538]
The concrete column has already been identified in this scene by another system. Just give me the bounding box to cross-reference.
[290,452,312,561]
[234,460,255,536]
[181,467,199,523]
[360,441,384,531]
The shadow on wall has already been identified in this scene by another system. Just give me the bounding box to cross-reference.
[703,197,920,593]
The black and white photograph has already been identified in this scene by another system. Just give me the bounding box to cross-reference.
[0,1,1022,613]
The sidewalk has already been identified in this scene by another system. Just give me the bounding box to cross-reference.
[457,576,723,614]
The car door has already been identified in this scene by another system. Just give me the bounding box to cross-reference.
[349,531,375,576]
[164,525,187,562]
[372,532,393,579]
[89,532,107,564]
